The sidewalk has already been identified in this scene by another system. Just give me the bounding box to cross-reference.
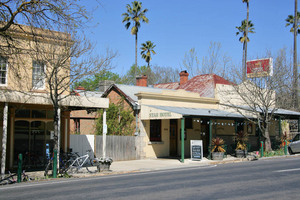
[24,154,296,179]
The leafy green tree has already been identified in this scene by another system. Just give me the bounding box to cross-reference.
[121,64,156,85]
[285,5,299,110]
[285,12,300,33]
[140,41,156,68]
[236,19,255,81]
[122,1,149,77]
[95,103,135,136]
[74,71,122,91]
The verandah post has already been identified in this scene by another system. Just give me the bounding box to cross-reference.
[208,119,212,160]
[181,118,185,163]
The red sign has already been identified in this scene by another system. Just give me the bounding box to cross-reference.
[246,58,273,78]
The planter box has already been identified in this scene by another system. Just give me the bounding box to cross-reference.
[235,150,247,158]
[97,162,111,172]
[212,152,224,160]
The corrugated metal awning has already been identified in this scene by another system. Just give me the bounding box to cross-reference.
[141,105,247,120]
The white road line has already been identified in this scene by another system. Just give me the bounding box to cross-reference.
[0,165,217,191]
[274,168,300,173]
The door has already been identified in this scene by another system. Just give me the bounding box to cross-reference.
[201,123,209,155]
[170,119,178,156]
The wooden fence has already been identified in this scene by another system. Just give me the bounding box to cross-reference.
[70,135,141,161]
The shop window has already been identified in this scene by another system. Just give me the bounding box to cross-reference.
[150,120,161,141]
[185,118,193,129]
[32,110,46,118]
[15,109,30,118]
[32,61,45,89]
[0,57,7,85]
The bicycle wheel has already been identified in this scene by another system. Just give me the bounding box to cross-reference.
[86,159,99,173]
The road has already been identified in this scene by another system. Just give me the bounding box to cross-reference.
[1,157,300,200]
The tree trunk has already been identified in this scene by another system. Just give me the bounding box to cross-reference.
[243,1,249,82]
[135,33,138,78]
[263,122,272,152]
[242,42,246,81]
[293,0,298,110]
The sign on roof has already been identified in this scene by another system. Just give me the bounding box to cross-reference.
[246,58,273,78]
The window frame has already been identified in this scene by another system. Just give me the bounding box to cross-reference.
[32,60,46,90]
[150,120,162,142]
[0,56,8,86]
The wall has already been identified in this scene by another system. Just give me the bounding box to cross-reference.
[142,119,170,158]
[0,25,71,95]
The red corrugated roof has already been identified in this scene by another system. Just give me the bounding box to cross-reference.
[154,74,232,98]
[154,82,180,90]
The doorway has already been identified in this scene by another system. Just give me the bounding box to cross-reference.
[170,119,178,156]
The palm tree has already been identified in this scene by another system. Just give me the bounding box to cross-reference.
[140,41,156,68]
[122,1,149,77]
[285,5,300,110]
[236,19,255,80]
[242,0,250,81]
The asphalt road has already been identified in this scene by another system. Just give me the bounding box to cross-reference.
[1,157,300,200]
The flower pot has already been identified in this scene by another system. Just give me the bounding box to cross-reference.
[235,149,247,158]
[97,162,111,172]
[212,152,224,160]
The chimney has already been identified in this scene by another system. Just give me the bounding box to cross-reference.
[179,70,189,85]
[136,75,148,87]
[99,80,115,92]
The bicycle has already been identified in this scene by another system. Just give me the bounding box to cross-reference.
[44,151,79,176]
[67,150,100,174]
[0,170,31,185]
[0,172,16,185]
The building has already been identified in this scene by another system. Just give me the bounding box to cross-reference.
[103,72,300,161]
[0,25,108,174]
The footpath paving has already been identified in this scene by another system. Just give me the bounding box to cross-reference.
[22,154,299,180]
[25,155,249,179]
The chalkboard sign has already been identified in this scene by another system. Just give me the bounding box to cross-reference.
[191,140,203,160]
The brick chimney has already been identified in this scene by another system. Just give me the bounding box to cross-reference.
[179,70,189,85]
[136,75,148,87]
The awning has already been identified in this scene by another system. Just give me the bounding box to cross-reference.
[0,90,109,109]
[141,105,247,120]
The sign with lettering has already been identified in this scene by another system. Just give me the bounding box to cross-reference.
[149,112,172,119]
[190,140,203,160]
[246,58,273,78]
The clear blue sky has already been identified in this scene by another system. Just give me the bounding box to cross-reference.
[81,0,298,76]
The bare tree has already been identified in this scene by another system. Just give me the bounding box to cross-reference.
[30,32,117,155]
[202,41,233,76]
[219,55,291,152]
[180,48,200,77]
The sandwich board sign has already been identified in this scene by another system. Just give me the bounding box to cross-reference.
[191,140,203,161]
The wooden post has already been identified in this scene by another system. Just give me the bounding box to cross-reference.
[181,118,185,163]
[103,109,107,158]
[1,103,8,179]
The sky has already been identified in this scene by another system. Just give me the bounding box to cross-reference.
[80,0,299,77]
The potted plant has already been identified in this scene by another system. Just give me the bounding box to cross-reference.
[96,157,113,172]
[235,130,248,158]
[211,137,226,160]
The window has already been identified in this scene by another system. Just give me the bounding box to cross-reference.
[0,57,8,85]
[32,61,45,89]
[74,119,80,133]
[150,120,161,141]
[185,118,193,129]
